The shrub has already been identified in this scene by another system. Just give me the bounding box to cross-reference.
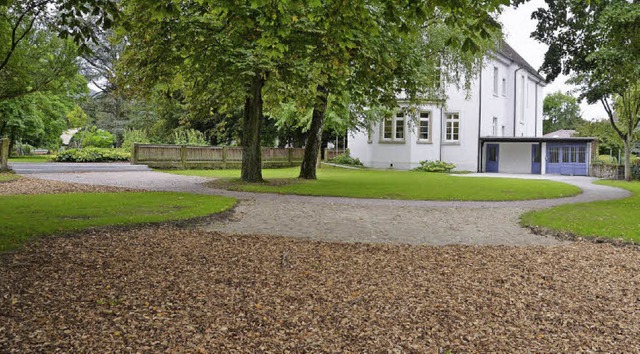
[12,142,33,156]
[173,129,208,146]
[70,126,115,148]
[52,148,131,162]
[596,154,617,164]
[122,129,150,151]
[632,160,640,181]
[329,149,363,166]
[412,160,456,173]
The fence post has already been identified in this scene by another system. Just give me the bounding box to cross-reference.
[131,143,139,165]
[181,145,187,169]
[0,138,9,171]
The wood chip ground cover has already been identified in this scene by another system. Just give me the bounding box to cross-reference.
[2,227,640,352]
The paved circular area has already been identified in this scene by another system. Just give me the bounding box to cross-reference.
[24,169,630,246]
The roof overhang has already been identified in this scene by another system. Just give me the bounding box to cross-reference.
[480,137,596,143]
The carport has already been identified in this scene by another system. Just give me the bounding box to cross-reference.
[479,137,596,176]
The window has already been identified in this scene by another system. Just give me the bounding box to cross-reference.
[381,111,406,142]
[418,111,431,141]
[492,117,498,136]
[395,112,404,140]
[549,147,560,163]
[501,78,506,96]
[445,113,460,142]
[493,66,499,96]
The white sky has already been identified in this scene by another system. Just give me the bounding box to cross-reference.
[499,0,607,121]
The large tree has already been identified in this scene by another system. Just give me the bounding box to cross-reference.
[528,0,640,180]
[278,1,506,179]
[542,91,584,134]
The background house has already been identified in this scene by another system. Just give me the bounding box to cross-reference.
[349,41,595,175]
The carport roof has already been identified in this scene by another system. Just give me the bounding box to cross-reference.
[480,136,596,143]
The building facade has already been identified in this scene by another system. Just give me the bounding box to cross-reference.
[349,41,594,175]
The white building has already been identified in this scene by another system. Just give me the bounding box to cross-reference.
[349,41,594,175]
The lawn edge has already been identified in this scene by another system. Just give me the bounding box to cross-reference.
[0,203,237,257]
[525,225,640,249]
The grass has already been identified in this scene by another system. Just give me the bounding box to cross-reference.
[0,173,19,183]
[8,155,52,162]
[165,167,581,201]
[0,192,236,252]
[521,180,640,242]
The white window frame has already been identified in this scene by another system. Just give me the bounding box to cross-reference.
[380,111,406,143]
[492,66,499,96]
[417,111,432,143]
[444,112,460,143]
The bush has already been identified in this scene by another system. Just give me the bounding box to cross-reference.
[329,149,363,166]
[632,160,640,181]
[173,129,208,146]
[596,154,617,164]
[12,142,33,156]
[52,148,131,162]
[412,160,456,173]
[70,126,115,148]
[122,129,150,151]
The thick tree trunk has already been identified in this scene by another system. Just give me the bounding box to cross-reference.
[624,138,632,181]
[241,75,264,183]
[299,86,328,180]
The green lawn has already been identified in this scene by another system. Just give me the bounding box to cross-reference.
[166,167,581,201]
[8,155,52,162]
[0,192,236,252]
[0,173,19,183]
[521,181,640,242]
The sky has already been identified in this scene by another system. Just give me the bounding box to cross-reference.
[499,0,607,121]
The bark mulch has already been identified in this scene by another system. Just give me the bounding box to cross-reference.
[2,226,639,352]
[0,176,134,195]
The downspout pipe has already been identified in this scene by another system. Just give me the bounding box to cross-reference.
[513,66,524,137]
[477,70,483,172]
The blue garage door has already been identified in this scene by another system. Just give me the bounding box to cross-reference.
[546,143,588,176]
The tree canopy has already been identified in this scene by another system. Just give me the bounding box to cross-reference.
[528,0,640,179]
[542,91,584,134]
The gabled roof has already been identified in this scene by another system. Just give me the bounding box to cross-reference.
[496,40,546,83]
[543,129,577,138]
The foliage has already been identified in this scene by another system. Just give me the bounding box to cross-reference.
[121,129,150,151]
[576,119,623,156]
[632,161,640,181]
[0,192,235,252]
[329,149,363,167]
[528,0,640,180]
[11,141,33,156]
[595,155,618,164]
[52,147,130,162]
[0,92,77,150]
[412,160,456,173]
[521,181,640,242]
[71,126,115,148]
[542,92,585,134]
[166,167,581,201]
[172,129,208,146]
[66,105,89,128]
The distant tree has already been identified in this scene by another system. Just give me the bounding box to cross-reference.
[576,120,624,157]
[528,0,640,180]
[542,92,584,134]
[66,106,89,128]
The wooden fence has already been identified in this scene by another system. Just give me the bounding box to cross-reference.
[324,149,346,161]
[132,144,305,169]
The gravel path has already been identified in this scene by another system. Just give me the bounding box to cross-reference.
[25,170,630,246]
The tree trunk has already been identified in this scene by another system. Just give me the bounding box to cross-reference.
[299,86,328,180]
[241,74,264,183]
[624,138,632,181]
